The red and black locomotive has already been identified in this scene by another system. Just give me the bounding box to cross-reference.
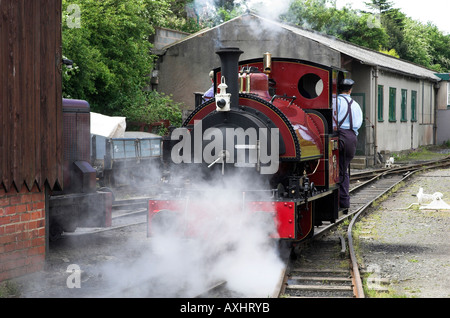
[149,47,346,243]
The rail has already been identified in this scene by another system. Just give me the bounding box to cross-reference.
[346,156,450,298]
[278,156,450,298]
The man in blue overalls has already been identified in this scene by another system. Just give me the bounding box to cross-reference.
[337,79,363,209]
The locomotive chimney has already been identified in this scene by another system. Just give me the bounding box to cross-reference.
[216,47,243,109]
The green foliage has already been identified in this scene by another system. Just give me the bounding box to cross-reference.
[282,0,389,51]
[364,0,394,13]
[0,281,20,298]
[392,146,449,162]
[62,0,172,115]
[159,0,204,33]
[188,1,245,28]
[379,47,400,58]
[122,91,183,135]
[282,0,450,72]
[338,11,389,50]
[403,20,450,72]
[379,8,408,58]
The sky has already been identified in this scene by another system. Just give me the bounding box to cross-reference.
[335,0,450,34]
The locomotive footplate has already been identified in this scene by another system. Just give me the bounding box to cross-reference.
[147,188,337,242]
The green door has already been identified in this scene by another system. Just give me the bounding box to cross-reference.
[351,93,366,156]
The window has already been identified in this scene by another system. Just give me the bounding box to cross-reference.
[401,89,407,122]
[411,90,417,122]
[389,87,396,122]
[298,73,324,99]
[377,85,384,122]
[447,82,450,107]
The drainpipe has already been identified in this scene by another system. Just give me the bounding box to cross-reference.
[373,66,379,165]
[433,81,440,145]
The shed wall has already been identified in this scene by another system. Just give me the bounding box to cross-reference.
[437,110,450,145]
[0,0,63,192]
[376,72,435,152]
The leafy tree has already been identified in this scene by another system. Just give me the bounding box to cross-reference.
[364,0,394,13]
[335,9,389,50]
[427,25,450,72]
[379,47,400,58]
[402,19,433,69]
[62,0,183,130]
[122,91,183,135]
[282,0,450,71]
[365,0,450,72]
[282,0,388,50]
[378,8,408,59]
[185,0,245,28]
[62,0,160,114]
[403,19,450,72]
[160,0,204,33]
[364,1,450,72]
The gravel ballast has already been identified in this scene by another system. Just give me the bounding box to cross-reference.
[357,168,450,298]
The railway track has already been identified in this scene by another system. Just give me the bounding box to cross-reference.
[277,155,450,298]
[64,156,450,298]
[62,197,149,236]
[277,174,407,298]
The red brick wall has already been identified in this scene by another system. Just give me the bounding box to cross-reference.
[0,184,46,282]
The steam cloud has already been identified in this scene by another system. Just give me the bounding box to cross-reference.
[190,0,295,23]
[101,167,285,298]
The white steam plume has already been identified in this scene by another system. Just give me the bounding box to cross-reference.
[100,166,285,298]
[189,0,295,23]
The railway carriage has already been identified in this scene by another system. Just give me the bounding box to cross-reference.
[148,47,347,243]
[91,131,163,189]
[49,100,163,240]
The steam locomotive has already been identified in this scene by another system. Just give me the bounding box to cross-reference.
[148,47,346,243]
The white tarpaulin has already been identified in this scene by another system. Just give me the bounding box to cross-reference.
[90,112,126,138]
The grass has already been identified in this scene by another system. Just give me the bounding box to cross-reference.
[391,145,449,162]
[363,280,407,298]
[0,281,21,298]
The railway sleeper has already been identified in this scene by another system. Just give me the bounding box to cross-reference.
[288,276,353,285]
[285,285,354,298]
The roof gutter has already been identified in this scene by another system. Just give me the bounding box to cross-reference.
[358,60,441,83]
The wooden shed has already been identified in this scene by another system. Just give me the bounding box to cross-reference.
[0,0,62,281]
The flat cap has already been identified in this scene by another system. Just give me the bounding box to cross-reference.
[340,78,355,86]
